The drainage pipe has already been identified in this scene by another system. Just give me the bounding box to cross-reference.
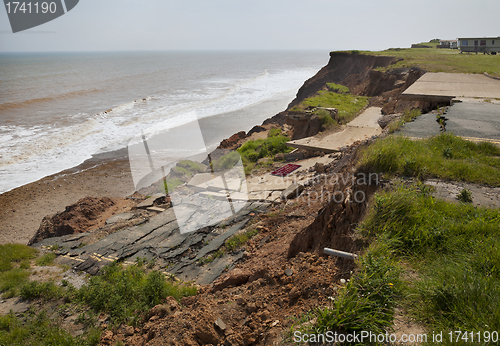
[323,248,358,260]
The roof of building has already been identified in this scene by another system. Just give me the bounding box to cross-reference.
[458,37,500,40]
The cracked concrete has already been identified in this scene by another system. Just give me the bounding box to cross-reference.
[32,201,270,284]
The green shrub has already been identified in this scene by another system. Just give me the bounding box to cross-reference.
[21,281,64,301]
[0,244,38,272]
[0,311,101,346]
[0,268,31,298]
[213,151,241,171]
[291,91,369,123]
[315,109,338,129]
[326,83,350,94]
[176,160,205,173]
[35,252,56,266]
[237,135,293,164]
[163,178,184,194]
[457,188,473,203]
[267,128,282,137]
[313,246,401,335]
[77,262,196,325]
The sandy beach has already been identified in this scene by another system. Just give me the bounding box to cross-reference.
[0,150,136,245]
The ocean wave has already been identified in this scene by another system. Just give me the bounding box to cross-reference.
[0,63,320,194]
[0,88,101,113]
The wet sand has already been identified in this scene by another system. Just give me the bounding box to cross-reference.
[0,150,136,245]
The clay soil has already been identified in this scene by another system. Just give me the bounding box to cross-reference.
[101,148,369,346]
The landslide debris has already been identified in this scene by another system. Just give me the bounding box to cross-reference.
[28,196,135,245]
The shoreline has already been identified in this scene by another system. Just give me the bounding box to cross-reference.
[0,94,295,245]
[0,150,135,245]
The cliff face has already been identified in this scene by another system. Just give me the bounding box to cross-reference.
[287,52,398,109]
[282,52,449,140]
[216,51,444,147]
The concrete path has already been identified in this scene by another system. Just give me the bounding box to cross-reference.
[402,72,500,100]
[286,107,383,153]
[401,102,500,145]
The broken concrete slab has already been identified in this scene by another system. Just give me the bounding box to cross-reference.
[402,72,500,100]
[32,199,270,285]
[136,193,165,209]
[105,212,136,225]
[287,126,381,153]
[194,219,249,261]
[147,206,166,213]
[282,184,305,200]
[0,297,31,315]
[187,173,244,193]
[287,107,382,153]
[347,107,383,129]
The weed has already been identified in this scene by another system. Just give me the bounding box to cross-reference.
[457,188,473,203]
[198,250,224,265]
[387,108,422,133]
[35,252,56,266]
[225,229,259,252]
[442,147,453,159]
[76,261,197,326]
[0,244,38,272]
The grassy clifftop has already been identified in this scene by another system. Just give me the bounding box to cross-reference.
[356,42,500,77]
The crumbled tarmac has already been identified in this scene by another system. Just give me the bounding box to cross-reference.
[32,201,270,284]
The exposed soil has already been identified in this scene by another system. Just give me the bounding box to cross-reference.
[93,144,381,346]
[28,196,137,245]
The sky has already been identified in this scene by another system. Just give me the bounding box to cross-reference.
[1,0,499,52]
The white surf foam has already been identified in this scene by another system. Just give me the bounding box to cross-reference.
[0,67,319,194]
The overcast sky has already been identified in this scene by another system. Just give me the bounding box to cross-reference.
[1,0,499,52]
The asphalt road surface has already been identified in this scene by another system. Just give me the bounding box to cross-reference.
[401,102,500,144]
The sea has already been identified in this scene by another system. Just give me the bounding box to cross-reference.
[0,50,328,194]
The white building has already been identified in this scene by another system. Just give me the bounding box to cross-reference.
[458,37,500,54]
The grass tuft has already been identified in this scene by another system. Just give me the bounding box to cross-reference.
[0,244,38,272]
[361,184,500,334]
[358,133,500,185]
[76,261,197,326]
[290,91,369,123]
[312,245,401,336]
[35,252,56,266]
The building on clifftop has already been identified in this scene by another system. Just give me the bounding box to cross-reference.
[458,37,500,54]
